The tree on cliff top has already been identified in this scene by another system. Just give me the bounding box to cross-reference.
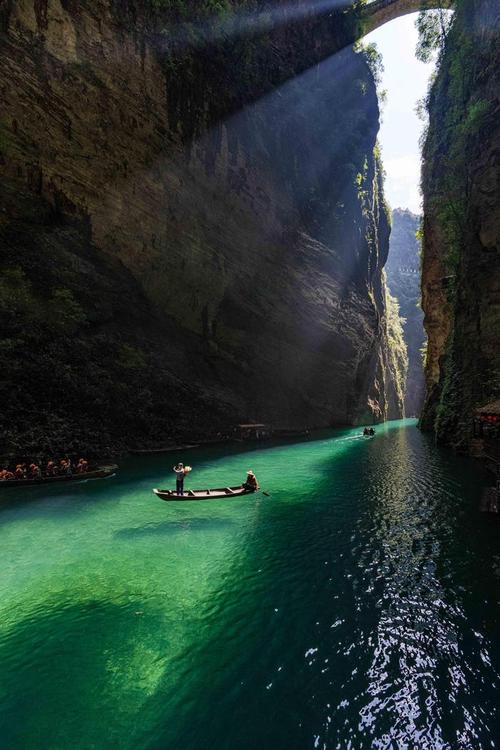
[415,8,453,62]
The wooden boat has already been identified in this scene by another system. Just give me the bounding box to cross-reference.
[153,484,258,501]
[0,465,118,489]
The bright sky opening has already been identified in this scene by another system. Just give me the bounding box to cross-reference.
[366,14,436,214]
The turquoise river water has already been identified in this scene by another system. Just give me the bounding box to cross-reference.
[0,420,499,749]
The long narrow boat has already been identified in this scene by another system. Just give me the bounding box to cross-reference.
[0,465,118,489]
[153,484,258,501]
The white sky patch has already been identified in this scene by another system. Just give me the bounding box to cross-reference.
[383,153,422,212]
[366,14,437,213]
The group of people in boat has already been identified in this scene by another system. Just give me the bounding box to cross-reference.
[363,427,376,436]
[0,457,90,481]
[172,462,258,495]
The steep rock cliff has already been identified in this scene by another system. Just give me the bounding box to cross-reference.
[0,0,404,454]
[420,0,500,449]
[386,208,425,416]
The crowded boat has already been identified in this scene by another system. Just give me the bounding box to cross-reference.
[0,457,90,482]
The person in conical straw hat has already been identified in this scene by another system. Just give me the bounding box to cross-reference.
[244,469,259,491]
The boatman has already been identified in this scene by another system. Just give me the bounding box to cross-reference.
[173,462,186,495]
[244,470,259,491]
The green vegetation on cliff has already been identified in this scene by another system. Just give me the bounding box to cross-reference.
[384,287,408,415]
[0,226,231,456]
[419,0,500,448]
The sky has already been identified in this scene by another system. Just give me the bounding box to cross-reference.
[365,14,436,214]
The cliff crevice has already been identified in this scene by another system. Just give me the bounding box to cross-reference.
[386,208,425,417]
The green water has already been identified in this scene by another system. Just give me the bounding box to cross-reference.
[0,420,498,749]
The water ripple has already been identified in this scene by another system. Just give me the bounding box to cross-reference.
[0,422,498,749]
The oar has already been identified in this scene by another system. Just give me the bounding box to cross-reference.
[262,491,270,497]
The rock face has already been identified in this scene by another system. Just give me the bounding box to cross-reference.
[386,208,425,416]
[420,0,500,449]
[0,1,404,454]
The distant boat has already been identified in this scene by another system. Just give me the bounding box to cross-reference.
[0,465,118,488]
[153,484,258,501]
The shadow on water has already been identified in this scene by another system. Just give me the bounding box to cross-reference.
[115,516,236,539]
[136,424,500,750]
[0,475,121,518]
[0,596,166,750]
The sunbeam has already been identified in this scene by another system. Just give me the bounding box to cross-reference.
[156,0,352,53]
[1,0,499,747]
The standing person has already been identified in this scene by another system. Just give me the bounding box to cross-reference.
[173,462,186,495]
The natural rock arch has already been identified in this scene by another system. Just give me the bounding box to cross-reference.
[357,0,454,37]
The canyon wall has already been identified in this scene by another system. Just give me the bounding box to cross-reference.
[420,0,500,449]
[0,0,404,455]
[386,208,425,417]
